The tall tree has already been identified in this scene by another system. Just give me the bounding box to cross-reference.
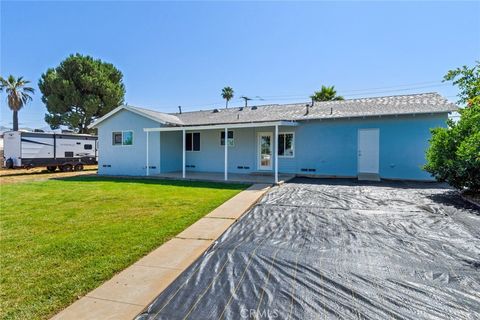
[0,75,35,131]
[310,85,344,102]
[38,54,125,133]
[221,86,234,108]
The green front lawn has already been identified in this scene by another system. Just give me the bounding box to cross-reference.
[0,176,246,320]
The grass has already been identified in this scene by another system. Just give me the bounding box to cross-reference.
[0,176,247,320]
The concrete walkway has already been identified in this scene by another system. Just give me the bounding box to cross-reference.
[51,183,271,320]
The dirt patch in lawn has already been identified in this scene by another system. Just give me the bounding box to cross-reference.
[0,166,98,184]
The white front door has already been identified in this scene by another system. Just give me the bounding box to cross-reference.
[358,128,379,174]
[257,132,273,170]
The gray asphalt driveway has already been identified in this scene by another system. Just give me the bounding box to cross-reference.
[137,178,480,320]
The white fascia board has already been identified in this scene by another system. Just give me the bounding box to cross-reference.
[88,105,169,129]
[143,121,297,132]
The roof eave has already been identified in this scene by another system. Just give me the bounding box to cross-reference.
[88,105,178,129]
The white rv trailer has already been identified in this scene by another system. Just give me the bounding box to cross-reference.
[3,131,97,171]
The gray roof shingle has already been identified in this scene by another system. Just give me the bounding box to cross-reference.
[131,92,458,127]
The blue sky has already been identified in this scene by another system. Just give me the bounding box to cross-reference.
[1,1,479,129]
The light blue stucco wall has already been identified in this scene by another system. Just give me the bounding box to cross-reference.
[96,110,162,176]
[293,114,447,180]
[96,109,448,180]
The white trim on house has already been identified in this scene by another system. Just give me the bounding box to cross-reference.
[143,121,297,132]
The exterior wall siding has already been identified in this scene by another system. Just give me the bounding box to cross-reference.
[97,110,448,181]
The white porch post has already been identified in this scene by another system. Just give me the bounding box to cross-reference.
[182,129,186,178]
[146,131,150,176]
[274,125,279,184]
[158,131,161,174]
[224,127,228,181]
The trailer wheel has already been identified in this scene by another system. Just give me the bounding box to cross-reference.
[60,164,73,172]
[5,158,14,169]
[74,163,84,171]
[47,166,57,172]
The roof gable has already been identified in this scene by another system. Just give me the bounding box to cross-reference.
[88,105,183,129]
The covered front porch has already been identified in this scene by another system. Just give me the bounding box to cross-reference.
[144,121,297,184]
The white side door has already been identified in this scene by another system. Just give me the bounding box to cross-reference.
[257,132,273,170]
[358,128,379,174]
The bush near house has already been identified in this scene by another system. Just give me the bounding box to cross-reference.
[425,103,480,192]
[425,62,480,193]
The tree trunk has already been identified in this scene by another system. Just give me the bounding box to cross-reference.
[225,100,228,109]
[12,110,18,131]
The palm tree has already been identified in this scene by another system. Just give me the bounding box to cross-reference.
[310,85,344,102]
[221,86,234,108]
[0,75,34,131]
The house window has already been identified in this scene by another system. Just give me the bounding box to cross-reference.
[186,132,200,151]
[112,131,133,146]
[84,144,93,150]
[123,131,133,145]
[112,132,122,145]
[278,133,294,157]
[220,130,234,146]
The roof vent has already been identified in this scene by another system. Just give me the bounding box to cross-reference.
[251,106,257,110]
[239,107,243,111]
[213,108,219,113]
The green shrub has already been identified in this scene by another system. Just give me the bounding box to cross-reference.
[424,103,480,192]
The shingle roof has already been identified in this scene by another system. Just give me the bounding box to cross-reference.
[91,92,457,129]
[169,92,457,126]
[130,106,184,125]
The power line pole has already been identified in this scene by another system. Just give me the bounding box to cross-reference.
[240,96,252,108]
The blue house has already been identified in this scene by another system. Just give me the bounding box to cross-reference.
[89,92,457,183]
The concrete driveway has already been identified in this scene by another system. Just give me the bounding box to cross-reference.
[137,178,480,320]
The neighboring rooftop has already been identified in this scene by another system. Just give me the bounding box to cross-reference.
[90,92,458,128]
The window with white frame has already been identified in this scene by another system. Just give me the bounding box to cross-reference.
[185,132,200,151]
[220,130,234,146]
[112,131,133,146]
[278,133,294,157]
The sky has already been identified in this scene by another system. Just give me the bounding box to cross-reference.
[0,1,479,130]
